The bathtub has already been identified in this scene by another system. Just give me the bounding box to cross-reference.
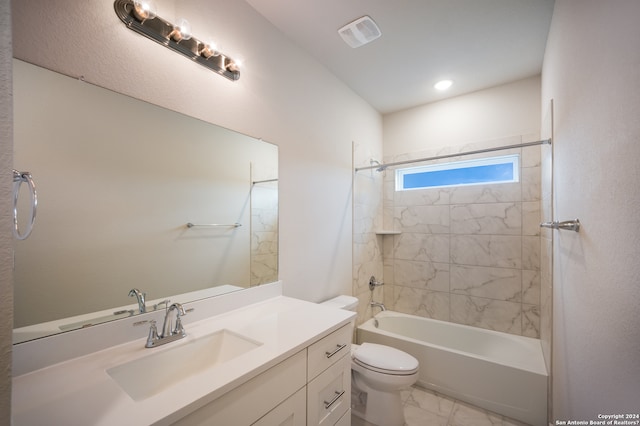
[357,311,547,426]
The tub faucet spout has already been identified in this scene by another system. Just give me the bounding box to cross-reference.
[371,301,386,312]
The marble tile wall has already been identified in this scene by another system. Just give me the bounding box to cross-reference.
[353,143,385,327]
[381,135,543,337]
[250,182,279,286]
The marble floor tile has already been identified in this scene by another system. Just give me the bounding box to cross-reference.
[404,405,450,426]
[404,386,455,418]
[352,385,533,426]
[449,400,530,426]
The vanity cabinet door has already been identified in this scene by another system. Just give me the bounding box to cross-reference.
[252,387,306,426]
[173,350,307,426]
[307,354,351,426]
[334,409,351,426]
[307,323,352,380]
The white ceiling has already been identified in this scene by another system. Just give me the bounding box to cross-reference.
[245,0,555,114]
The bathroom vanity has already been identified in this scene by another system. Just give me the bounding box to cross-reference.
[12,283,354,425]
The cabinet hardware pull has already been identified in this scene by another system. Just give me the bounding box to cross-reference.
[324,390,345,409]
[325,343,347,358]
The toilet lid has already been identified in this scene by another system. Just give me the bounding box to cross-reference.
[353,343,419,375]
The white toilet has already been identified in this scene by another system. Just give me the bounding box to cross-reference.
[321,296,419,426]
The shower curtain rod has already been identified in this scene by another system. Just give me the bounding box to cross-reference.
[355,138,552,172]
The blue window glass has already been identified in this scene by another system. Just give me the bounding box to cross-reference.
[396,155,519,191]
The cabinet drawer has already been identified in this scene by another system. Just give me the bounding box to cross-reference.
[252,387,306,426]
[307,323,352,380]
[174,350,307,425]
[307,354,351,426]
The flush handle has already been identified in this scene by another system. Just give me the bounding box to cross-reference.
[325,343,347,358]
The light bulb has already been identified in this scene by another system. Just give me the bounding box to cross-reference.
[132,0,157,22]
[176,18,192,41]
[199,41,219,58]
[226,57,242,73]
[169,18,192,42]
[226,61,239,72]
[434,80,453,91]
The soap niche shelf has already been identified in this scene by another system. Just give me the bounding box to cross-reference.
[375,230,401,235]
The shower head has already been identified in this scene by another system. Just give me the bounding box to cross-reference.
[369,159,387,172]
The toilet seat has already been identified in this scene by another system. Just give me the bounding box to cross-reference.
[352,343,419,375]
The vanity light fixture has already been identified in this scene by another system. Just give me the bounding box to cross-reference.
[114,0,240,81]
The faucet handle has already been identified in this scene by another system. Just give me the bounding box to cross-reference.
[153,299,170,311]
[173,315,186,336]
[369,276,384,291]
[145,320,158,348]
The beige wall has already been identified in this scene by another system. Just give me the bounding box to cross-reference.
[383,76,541,157]
[542,0,640,419]
[2,0,382,419]
[10,0,383,305]
[0,0,13,421]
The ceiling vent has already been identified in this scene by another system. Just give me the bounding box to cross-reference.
[338,16,381,48]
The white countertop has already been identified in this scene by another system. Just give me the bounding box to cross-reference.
[12,295,355,426]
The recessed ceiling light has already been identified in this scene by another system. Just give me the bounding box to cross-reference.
[434,80,453,91]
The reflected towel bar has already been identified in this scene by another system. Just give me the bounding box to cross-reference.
[540,219,580,232]
[186,223,242,228]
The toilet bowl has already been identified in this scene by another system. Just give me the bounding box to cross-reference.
[351,343,419,426]
[320,296,419,426]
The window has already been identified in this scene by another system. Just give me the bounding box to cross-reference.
[396,154,520,191]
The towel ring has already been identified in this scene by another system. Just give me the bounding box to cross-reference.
[12,170,37,240]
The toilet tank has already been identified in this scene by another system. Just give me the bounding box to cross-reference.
[320,295,359,311]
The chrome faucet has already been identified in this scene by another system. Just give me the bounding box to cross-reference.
[370,301,386,312]
[145,302,187,348]
[128,288,147,313]
[161,302,186,338]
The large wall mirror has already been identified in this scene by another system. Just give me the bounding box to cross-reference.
[13,59,278,343]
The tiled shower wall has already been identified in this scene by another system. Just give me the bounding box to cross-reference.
[250,180,279,286]
[353,143,385,327]
[381,135,543,337]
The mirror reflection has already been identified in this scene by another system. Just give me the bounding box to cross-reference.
[12,59,278,343]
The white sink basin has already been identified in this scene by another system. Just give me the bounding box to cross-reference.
[107,329,262,401]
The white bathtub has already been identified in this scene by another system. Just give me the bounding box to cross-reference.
[357,311,547,426]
